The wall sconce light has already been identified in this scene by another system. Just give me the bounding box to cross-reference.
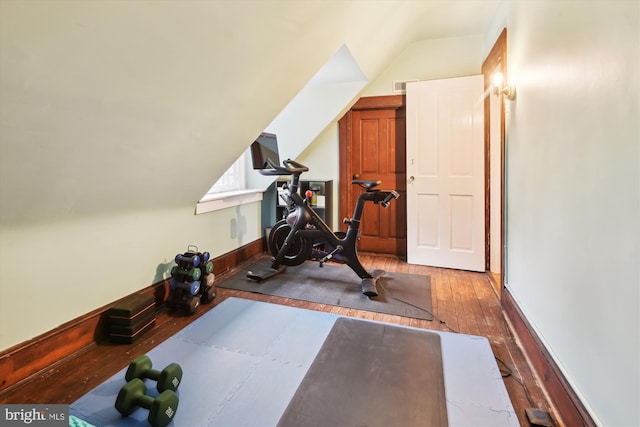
[492,71,516,100]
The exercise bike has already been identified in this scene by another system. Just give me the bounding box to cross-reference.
[247,158,399,297]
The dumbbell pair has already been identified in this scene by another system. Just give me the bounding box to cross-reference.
[115,379,178,427]
[115,355,183,427]
[126,354,183,392]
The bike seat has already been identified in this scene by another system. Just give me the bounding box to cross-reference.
[352,179,382,191]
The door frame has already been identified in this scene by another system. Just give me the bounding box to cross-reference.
[481,28,507,297]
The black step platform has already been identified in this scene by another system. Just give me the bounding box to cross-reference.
[107,293,156,344]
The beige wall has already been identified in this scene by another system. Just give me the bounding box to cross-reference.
[0,203,262,350]
[486,1,639,425]
[0,0,406,350]
[2,2,637,425]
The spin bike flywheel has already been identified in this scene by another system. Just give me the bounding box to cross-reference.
[268,219,312,266]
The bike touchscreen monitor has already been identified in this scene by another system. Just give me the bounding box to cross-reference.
[250,132,281,170]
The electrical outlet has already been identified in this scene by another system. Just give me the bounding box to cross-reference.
[525,408,555,427]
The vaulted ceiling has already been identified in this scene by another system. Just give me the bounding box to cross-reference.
[0,0,499,224]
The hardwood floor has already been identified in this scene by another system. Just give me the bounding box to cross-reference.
[0,254,554,426]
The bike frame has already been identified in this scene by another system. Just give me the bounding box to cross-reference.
[251,158,398,296]
[272,188,374,278]
[272,169,395,279]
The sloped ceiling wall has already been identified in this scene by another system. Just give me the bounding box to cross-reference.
[0,0,499,225]
[0,1,498,350]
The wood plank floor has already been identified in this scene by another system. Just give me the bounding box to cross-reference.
[0,254,554,426]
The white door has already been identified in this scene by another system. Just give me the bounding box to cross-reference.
[406,76,485,271]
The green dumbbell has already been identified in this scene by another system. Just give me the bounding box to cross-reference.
[203,260,214,275]
[115,378,178,427]
[125,355,183,392]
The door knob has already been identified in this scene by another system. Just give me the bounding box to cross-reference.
[352,174,360,179]
[408,176,415,183]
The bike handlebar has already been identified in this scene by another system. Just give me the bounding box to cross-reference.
[381,190,400,208]
[260,158,398,208]
[259,158,309,176]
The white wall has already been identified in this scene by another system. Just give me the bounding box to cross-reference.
[486,1,639,425]
[246,45,368,193]
[363,35,485,96]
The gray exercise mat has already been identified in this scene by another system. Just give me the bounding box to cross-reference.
[277,317,448,427]
[219,258,433,320]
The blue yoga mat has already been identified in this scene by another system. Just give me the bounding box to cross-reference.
[70,297,518,427]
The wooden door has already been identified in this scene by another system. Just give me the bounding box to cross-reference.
[338,96,406,256]
[406,76,485,271]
